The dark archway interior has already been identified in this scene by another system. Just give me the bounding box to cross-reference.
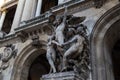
[104,19,120,80]
[28,54,50,80]
[112,40,120,80]
[2,5,17,34]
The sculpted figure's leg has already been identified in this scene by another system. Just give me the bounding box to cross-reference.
[46,51,56,73]
[62,46,77,70]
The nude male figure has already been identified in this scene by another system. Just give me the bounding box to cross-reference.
[61,27,85,70]
[55,6,67,45]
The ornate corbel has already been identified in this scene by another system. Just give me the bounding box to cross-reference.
[16,31,28,42]
[31,35,41,48]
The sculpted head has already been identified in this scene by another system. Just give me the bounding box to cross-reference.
[56,16,63,25]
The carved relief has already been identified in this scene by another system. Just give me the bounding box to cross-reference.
[0,44,17,72]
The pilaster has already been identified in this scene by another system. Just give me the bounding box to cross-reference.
[35,0,42,17]
[21,0,34,21]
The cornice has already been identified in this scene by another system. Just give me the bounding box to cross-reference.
[0,0,107,48]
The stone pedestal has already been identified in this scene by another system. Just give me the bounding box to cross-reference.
[41,71,81,80]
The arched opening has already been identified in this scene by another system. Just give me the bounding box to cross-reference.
[11,42,49,80]
[112,40,120,80]
[104,19,120,80]
[91,3,120,80]
[28,54,50,80]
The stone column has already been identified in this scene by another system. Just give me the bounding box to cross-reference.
[58,0,64,4]
[10,0,26,32]
[0,10,7,30]
[21,0,34,21]
[31,0,38,18]
[35,0,42,17]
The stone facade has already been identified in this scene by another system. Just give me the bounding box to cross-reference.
[0,0,119,80]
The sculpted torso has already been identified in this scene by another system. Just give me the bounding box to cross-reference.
[55,22,66,44]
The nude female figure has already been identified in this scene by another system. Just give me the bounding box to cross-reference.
[46,34,57,73]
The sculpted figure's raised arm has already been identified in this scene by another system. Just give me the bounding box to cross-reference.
[55,6,67,45]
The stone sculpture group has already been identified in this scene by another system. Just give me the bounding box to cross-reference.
[46,6,90,79]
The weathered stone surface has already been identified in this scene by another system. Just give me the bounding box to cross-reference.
[0,0,119,80]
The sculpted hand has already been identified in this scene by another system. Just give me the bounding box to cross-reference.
[60,43,65,47]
